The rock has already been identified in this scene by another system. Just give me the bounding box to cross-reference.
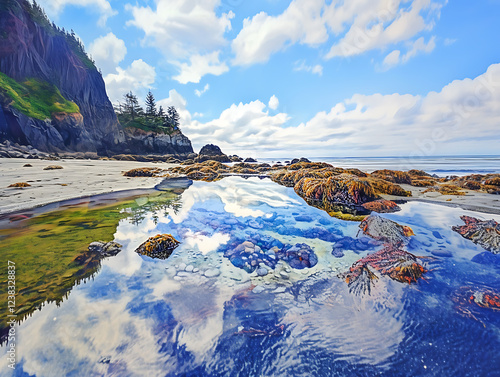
[252,285,266,294]
[23,164,32,167]
[256,267,268,276]
[123,167,161,177]
[452,216,500,253]
[362,199,400,213]
[43,165,63,170]
[135,234,180,259]
[204,268,221,278]
[8,182,30,188]
[244,157,257,163]
[88,241,122,257]
[277,243,318,269]
[185,265,194,272]
[178,262,187,271]
[230,155,243,162]
[430,249,452,257]
[196,144,230,163]
[359,214,415,245]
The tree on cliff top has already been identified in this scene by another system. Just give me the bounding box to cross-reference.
[145,90,157,119]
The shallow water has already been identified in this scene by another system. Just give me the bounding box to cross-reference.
[1,176,499,377]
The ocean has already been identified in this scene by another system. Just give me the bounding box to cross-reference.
[259,155,500,176]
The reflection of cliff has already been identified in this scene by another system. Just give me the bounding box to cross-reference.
[0,186,188,343]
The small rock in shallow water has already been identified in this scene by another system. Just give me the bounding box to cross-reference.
[252,285,266,294]
[256,268,268,276]
[204,268,221,278]
[178,262,187,271]
[431,249,452,257]
[185,265,194,272]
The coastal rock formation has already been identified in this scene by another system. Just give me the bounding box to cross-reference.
[135,234,180,259]
[123,167,162,177]
[0,0,194,156]
[195,144,230,163]
[452,216,500,253]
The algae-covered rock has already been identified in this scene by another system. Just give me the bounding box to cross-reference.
[452,216,500,253]
[135,234,180,259]
[359,214,415,245]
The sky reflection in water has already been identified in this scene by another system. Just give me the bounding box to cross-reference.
[1,176,500,377]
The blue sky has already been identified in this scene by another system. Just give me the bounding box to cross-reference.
[37,0,500,158]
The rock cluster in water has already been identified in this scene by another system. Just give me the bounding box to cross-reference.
[88,241,122,257]
[452,216,500,253]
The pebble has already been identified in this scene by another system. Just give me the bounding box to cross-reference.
[177,271,190,277]
[280,271,289,279]
[256,268,268,276]
[252,286,266,294]
[178,263,187,271]
[204,268,221,278]
[185,265,194,272]
[193,268,200,273]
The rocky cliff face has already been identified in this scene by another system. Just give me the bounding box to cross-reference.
[0,0,193,156]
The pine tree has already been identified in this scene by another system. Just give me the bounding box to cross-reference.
[123,91,143,121]
[145,90,157,119]
[167,106,180,129]
[157,105,165,119]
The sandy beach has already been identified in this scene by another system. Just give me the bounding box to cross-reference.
[1,157,499,216]
[0,158,176,215]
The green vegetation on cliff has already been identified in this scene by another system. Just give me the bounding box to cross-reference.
[0,72,80,120]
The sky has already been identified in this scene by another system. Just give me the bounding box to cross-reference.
[36,0,500,158]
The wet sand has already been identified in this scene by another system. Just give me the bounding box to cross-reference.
[0,158,176,215]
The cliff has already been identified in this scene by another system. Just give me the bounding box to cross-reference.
[0,0,193,156]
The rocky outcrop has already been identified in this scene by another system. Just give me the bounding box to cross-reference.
[0,0,193,157]
[195,144,230,163]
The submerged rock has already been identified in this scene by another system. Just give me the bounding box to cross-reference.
[88,241,122,257]
[359,214,415,245]
[452,216,500,253]
[135,234,180,259]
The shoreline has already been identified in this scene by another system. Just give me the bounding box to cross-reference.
[0,157,499,217]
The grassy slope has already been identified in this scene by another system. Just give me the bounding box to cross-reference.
[0,72,80,120]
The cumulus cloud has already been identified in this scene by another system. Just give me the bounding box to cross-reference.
[232,0,327,66]
[382,36,436,69]
[326,0,444,59]
[126,0,234,59]
[268,95,279,110]
[179,63,500,157]
[37,0,116,26]
[172,51,229,84]
[195,84,210,97]
[104,59,156,103]
[293,60,323,76]
[231,0,445,66]
[88,33,127,74]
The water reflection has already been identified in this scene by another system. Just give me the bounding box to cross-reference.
[1,177,499,376]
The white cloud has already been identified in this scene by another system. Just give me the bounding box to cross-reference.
[37,0,116,26]
[383,36,436,69]
[172,51,228,84]
[88,33,127,74]
[326,0,444,59]
[126,0,234,59]
[444,38,457,46]
[293,60,323,76]
[179,63,500,157]
[104,59,156,103]
[231,0,445,66]
[268,95,279,110]
[232,0,327,66]
[195,84,210,97]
